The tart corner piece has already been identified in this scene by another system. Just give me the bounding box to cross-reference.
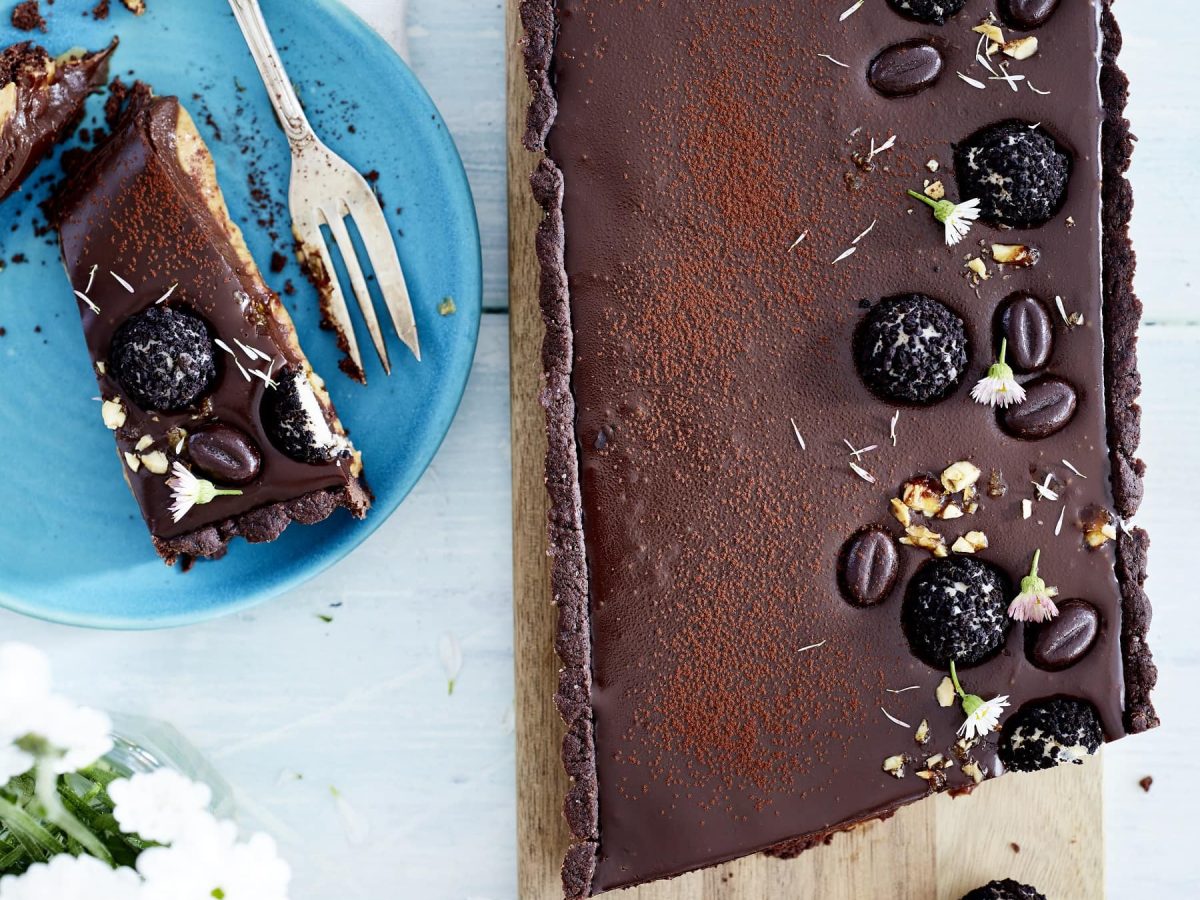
[56,92,369,567]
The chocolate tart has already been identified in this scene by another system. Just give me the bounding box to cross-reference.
[521,0,1156,895]
[0,39,115,202]
[56,93,369,566]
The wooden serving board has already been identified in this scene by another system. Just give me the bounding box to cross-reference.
[506,3,1103,897]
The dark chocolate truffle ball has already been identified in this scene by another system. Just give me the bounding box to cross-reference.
[886,0,967,25]
[262,368,349,464]
[954,120,1071,228]
[902,557,1011,668]
[999,697,1104,773]
[961,879,1048,900]
[109,306,216,412]
[854,294,969,406]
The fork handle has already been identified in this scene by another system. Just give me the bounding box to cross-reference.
[228,0,315,148]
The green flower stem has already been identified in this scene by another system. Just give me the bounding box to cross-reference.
[35,764,111,865]
[0,793,60,861]
[907,189,938,211]
[949,660,965,698]
[1029,548,1041,579]
[998,338,1008,368]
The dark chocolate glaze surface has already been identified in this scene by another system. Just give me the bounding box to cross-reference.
[0,40,114,201]
[528,0,1154,894]
[56,95,364,552]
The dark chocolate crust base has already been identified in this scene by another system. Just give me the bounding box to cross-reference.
[152,480,371,567]
[521,1,1156,895]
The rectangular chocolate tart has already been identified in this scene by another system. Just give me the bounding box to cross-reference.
[521,0,1156,895]
[56,92,369,565]
[0,39,115,202]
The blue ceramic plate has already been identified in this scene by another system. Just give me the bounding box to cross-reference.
[0,0,481,628]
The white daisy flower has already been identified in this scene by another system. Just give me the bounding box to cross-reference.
[32,694,113,774]
[0,854,142,900]
[137,815,239,900]
[957,693,1012,740]
[166,462,244,523]
[971,339,1027,408]
[908,190,982,246]
[0,742,35,784]
[222,832,292,900]
[110,769,213,844]
[1008,548,1060,623]
[0,643,112,776]
[949,661,1011,740]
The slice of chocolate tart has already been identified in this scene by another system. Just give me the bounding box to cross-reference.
[522,0,1155,895]
[0,39,115,202]
[56,92,369,565]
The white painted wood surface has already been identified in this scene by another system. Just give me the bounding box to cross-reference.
[0,2,1194,898]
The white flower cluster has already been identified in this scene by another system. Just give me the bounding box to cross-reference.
[0,770,292,900]
[0,645,291,900]
[0,643,112,782]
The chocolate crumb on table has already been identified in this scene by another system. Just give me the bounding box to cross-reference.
[89,0,108,20]
[521,0,1156,895]
[1139,775,1153,792]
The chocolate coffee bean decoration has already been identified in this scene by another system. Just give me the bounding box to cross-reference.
[1000,0,1060,30]
[868,41,944,98]
[1031,600,1100,670]
[996,293,1054,373]
[838,528,900,607]
[187,424,262,484]
[1001,376,1077,439]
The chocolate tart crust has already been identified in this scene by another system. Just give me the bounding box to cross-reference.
[521,1,1156,895]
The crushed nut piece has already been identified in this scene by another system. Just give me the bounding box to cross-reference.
[1083,508,1118,548]
[883,755,907,778]
[926,754,945,768]
[140,451,170,475]
[95,361,107,375]
[952,530,989,555]
[101,398,126,430]
[915,719,930,745]
[939,504,964,520]
[991,243,1040,267]
[902,477,948,516]
[972,21,1005,44]
[135,434,153,452]
[936,676,956,708]
[123,451,141,473]
[965,257,990,280]
[1003,36,1039,60]
[987,469,1007,498]
[941,461,982,494]
[962,760,985,784]
[1022,499,1033,519]
[924,180,946,200]
[900,524,947,557]
[927,159,940,172]
[890,497,913,528]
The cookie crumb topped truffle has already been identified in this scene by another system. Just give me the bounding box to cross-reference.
[954,120,1071,228]
[109,305,216,412]
[886,0,967,26]
[961,879,1048,900]
[1000,697,1103,772]
[262,368,350,465]
[854,294,968,406]
[903,557,1011,668]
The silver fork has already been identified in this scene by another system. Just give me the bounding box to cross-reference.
[228,0,420,379]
